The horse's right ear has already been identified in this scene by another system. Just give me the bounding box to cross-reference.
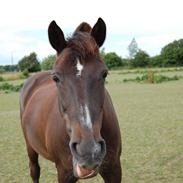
[48,21,66,54]
[91,18,106,47]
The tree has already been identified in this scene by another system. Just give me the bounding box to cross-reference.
[132,50,150,67]
[100,47,106,59]
[128,38,139,59]
[161,39,183,66]
[41,55,56,70]
[18,52,41,72]
[104,52,123,69]
[0,65,18,72]
[149,55,163,67]
[0,66,5,74]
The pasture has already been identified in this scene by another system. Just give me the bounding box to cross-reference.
[0,68,183,183]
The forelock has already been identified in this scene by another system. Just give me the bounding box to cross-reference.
[67,32,98,58]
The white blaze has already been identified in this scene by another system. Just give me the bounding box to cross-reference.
[84,105,92,129]
[76,59,83,76]
[76,58,92,129]
[80,105,92,129]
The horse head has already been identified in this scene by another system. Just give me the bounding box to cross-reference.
[48,18,107,179]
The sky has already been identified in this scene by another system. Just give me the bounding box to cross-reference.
[1,0,183,65]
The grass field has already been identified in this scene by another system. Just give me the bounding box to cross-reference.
[0,69,183,182]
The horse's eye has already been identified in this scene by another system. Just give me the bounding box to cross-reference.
[52,72,61,83]
[53,75,60,82]
[102,71,108,79]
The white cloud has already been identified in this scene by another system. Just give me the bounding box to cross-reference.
[1,0,183,64]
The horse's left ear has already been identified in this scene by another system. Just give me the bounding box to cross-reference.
[48,21,66,54]
[91,18,106,47]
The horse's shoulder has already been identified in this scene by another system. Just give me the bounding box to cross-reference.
[103,88,121,145]
[20,71,53,113]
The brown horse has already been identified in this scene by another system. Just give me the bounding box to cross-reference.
[20,18,122,183]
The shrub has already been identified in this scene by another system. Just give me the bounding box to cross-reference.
[161,39,183,66]
[22,69,29,78]
[0,68,5,74]
[41,55,56,70]
[0,83,14,91]
[0,82,23,92]
[147,70,155,83]
[104,52,123,69]
[19,69,30,79]
[123,74,181,84]
[18,52,41,72]
[0,76,4,81]
[154,75,179,83]
[131,50,150,68]
[149,55,164,67]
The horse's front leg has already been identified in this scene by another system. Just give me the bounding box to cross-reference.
[26,142,40,183]
[56,164,78,183]
[100,158,122,183]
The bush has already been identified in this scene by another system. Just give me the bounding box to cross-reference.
[0,65,17,72]
[41,55,56,70]
[149,55,164,67]
[123,73,181,84]
[131,50,150,68]
[22,69,29,78]
[104,52,123,69]
[154,75,179,83]
[19,69,30,79]
[0,76,4,81]
[18,52,41,72]
[161,39,183,66]
[0,82,23,92]
[147,70,155,83]
[0,68,5,74]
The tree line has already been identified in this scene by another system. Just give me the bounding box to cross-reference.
[103,38,183,69]
[1,38,183,73]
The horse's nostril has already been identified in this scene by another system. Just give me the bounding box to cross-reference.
[98,139,106,156]
[70,139,106,161]
[72,142,77,150]
[70,141,79,156]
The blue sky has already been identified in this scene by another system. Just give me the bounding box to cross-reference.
[1,0,183,65]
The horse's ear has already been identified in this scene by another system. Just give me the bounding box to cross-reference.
[74,22,92,33]
[91,18,106,47]
[48,21,66,54]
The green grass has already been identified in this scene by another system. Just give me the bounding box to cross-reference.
[0,69,183,182]
[111,81,183,183]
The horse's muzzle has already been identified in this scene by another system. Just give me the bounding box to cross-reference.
[69,139,106,178]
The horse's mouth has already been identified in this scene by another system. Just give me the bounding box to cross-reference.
[73,160,99,179]
[75,163,98,179]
